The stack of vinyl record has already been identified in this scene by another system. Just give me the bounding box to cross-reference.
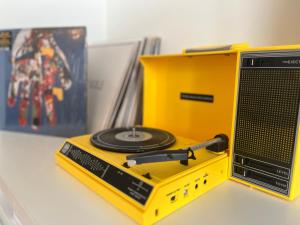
[87,37,161,133]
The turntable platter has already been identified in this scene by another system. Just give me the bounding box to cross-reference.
[90,127,176,153]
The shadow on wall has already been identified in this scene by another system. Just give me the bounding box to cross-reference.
[269,0,300,45]
[105,0,300,53]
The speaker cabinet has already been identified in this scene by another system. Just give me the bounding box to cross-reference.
[231,50,300,200]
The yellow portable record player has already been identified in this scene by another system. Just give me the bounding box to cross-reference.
[55,44,243,225]
[55,43,300,224]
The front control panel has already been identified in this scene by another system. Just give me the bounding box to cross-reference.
[60,143,153,205]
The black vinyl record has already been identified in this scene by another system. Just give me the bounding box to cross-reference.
[90,127,176,153]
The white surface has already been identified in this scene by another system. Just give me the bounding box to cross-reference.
[0,131,300,225]
[105,0,300,53]
[0,189,20,225]
[0,0,106,45]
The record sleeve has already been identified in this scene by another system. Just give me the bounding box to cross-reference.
[87,42,140,132]
[0,27,87,137]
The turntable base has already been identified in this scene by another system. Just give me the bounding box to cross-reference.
[55,134,228,225]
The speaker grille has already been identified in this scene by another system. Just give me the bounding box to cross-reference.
[235,68,300,168]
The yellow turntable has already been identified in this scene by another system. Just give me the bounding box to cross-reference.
[55,45,242,225]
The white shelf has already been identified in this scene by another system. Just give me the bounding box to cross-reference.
[0,131,300,225]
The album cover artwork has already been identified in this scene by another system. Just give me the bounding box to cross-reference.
[0,27,87,137]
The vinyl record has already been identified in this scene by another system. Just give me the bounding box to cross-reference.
[90,127,176,153]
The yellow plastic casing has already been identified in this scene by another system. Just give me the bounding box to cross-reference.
[56,135,228,225]
[228,45,300,201]
[141,49,240,144]
[182,42,249,54]
[55,46,245,225]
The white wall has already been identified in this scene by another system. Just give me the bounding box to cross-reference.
[1,0,300,53]
[0,0,106,44]
[105,0,300,53]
